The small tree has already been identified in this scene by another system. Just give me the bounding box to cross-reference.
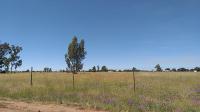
[44,67,52,72]
[165,68,170,72]
[155,64,162,72]
[97,65,100,72]
[101,66,108,72]
[132,67,137,71]
[177,68,188,72]
[171,68,176,72]
[92,66,96,72]
[194,67,200,72]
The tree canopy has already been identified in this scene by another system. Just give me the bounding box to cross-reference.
[155,64,162,72]
[0,42,22,72]
[65,37,86,73]
[101,66,108,72]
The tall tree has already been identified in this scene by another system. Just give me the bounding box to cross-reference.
[0,43,11,72]
[65,37,86,89]
[65,37,86,73]
[155,64,162,72]
[0,43,22,72]
[10,45,23,72]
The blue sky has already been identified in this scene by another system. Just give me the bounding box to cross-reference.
[0,0,200,71]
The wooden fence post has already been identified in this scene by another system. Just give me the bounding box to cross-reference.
[73,73,75,89]
[133,71,136,92]
[30,67,33,86]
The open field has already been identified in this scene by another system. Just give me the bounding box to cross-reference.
[0,72,200,112]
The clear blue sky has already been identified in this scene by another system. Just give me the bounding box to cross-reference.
[0,0,200,71]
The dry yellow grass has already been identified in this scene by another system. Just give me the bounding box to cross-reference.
[0,72,200,112]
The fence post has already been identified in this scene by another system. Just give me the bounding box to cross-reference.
[133,70,136,92]
[30,67,33,86]
[73,73,75,89]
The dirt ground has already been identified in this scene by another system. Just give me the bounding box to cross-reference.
[0,100,106,112]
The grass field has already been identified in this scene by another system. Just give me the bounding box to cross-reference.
[0,72,200,112]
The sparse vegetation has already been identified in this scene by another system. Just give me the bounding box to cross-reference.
[0,72,200,112]
[1,0,199,112]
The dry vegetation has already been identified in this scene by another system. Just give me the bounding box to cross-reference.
[0,72,200,112]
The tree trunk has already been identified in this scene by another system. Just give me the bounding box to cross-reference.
[11,65,13,73]
[6,66,9,73]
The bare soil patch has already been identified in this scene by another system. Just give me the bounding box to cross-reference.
[0,100,106,112]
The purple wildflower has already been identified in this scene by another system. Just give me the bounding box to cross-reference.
[103,98,114,104]
[127,99,135,106]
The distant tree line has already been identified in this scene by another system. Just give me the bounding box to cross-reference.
[164,67,200,72]
[0,42,22,73]
[154,64,200,72]
[88,65,109,72]
[85,64,200,73]
[88,66,140,72]
[43,67,52,72]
